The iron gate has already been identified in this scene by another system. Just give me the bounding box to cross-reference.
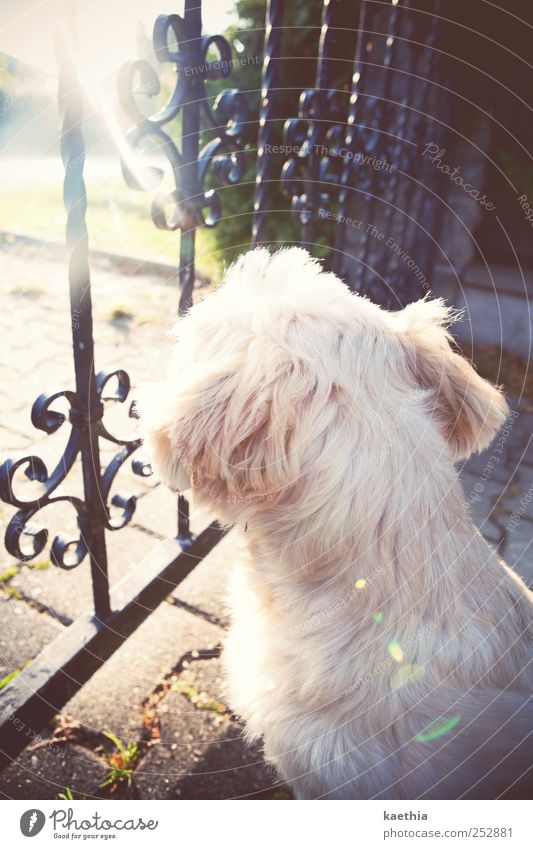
[0,0,452,769]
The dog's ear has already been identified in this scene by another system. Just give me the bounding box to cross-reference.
[138,383,193,493]
[145,355,313,510]
[395,297,509,462]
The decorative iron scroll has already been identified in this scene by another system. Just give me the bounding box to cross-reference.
[0,372,145,565]
[0,35,152,619]
[0,3,255,616]
[118,4,252,312]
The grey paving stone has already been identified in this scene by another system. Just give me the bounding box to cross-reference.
[134,657,284,799]
[105,526,165,590]
[492,468,533,518]
[136,658,287,799]
[10,525,159,622]
[0,595,64,683]
[0,742,107,800]
[64,603,222,742]
[510,407,533,440]
[501,518,533,587]
[170,530,235,629]
[508,449,533,472]
[132,486,232,627]
[460,450,514,486]
[131,482,179,540]
[0,428,32,457]
[459,474,504,527]
[135,714,284,799]
[474,520,505,549]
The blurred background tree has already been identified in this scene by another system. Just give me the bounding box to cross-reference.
[1,0,532,279]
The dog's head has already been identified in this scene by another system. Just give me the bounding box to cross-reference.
[145,247,508,520]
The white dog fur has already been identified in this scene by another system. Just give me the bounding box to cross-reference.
[145,247,532,799]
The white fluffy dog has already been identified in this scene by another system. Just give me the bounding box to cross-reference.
[146,247,532,799]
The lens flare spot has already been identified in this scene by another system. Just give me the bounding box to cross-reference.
[392,664,425,689]
[355,579,367,589]
[372,611,383,623]
[387,640,404,663]
[415,714,462,742]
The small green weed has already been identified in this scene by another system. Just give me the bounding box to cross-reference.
[0,659,30,690]
[58,786,86,801]
[0,565,18,583]
[99,730,141,791]
[173,679,229,714]
[108,303,134,322]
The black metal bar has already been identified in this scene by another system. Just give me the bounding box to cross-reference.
[57,31,111,620]
[177,493,193,547]
[377,2,437,306]
[252,0,285,246]
[0,523,226,772]
[400,1,454,291]
[315,0,344,91]
[367,0,414,298]
[280,0,356,252]
[331,0,368,278]
[300,0,343,248]
[173,0,206,543]
[178,0,203,316]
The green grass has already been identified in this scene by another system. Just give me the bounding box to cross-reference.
[0,561,48,590]
[173,679,229,714]
[0,659,30,690]
[57,786,87,801]
[107,302,135,322]
[0,180,178,263]
[9,281,45,297]
[3,586,23,600]
[273,787,294,800]
[28,560,50,571]
[99,730,141,791]
[58,786,74,800]
[0,176,232,281]
[0,565,18,583]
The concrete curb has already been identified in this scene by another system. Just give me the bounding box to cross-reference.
[0,230,211,285]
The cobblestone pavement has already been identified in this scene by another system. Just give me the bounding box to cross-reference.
[0,244,531,799]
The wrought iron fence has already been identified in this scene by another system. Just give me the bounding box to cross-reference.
[0,0,453,769]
